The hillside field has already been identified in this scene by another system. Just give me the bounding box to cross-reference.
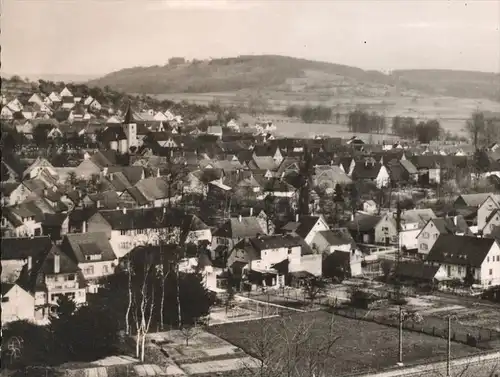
[153,92,500,139]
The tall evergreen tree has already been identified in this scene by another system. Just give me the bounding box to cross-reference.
[298,146,314,216]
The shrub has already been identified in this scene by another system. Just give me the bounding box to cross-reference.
[349,288,373,309]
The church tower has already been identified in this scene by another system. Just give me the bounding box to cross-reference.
[123,104,138,152]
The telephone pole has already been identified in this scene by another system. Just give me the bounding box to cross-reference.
[447,316,451,377]
[398,305,403,365]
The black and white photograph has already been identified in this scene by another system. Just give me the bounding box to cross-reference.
[1,1,500,376]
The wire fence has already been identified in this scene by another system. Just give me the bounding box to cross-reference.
[332,306,500,348]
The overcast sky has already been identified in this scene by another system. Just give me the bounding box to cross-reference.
[2,0,499,76]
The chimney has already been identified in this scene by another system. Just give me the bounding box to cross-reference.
[82,220,87,233]
[27,256,32,271]
[295,213,299,222]
[238,215,242,223]
[250,207,254,217]
[54,254,60,274]
[123,207,127,214]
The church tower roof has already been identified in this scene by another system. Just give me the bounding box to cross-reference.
[123,104,134,124]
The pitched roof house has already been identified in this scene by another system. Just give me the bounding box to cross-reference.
[426,235,500,287]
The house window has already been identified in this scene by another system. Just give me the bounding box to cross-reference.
[490,269,493,275]
[487,257,490,262]
[120,230,128,235]
[84,266,94,275]
[382,227,389,232]
[136,229,144,235]
[420,243,428,251]
[458,266,463,275]
[288,248,292,255]
[66,274,75,281]
[2,297,9,303]
[433,234,438,239]
[497,256,499,262]
[103,265,109,274]
[422,232,430,239]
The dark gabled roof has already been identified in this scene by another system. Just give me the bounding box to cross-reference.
[429,216,471,235]
[100,125,126,142]
[180,214,210,244]
[315,228,355,246]
[88,190,120,209]
[347,213,382,232]
[2,154,26,178]
[249,234,304,251]
[395,261,440,281]
[352,162,382,180]
[282,216,322,239]
[61,232,117,263]
[426,235,494,268]
[18,245,85,293]
[41,213,68,227]
[409,155,442,169]
[213,216,266,238]
[68,207,97,226]
[91,150,118,168]
[107,166,144,185]
[0,182,20,196]
[1,236,53,261]
[97,207,185,230]
[123,186,151,206]
[1,283,16,296]
[123,105,134,125]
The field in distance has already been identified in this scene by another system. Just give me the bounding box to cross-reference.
[154,92,500,139]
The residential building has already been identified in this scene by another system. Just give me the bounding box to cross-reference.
[17,244,87,322]
[211,215,268,260]
[60,232,118,293]
[280,215,330,246]
[374,209,436,247]
[85,207,185,258]
[426,235,500,288]
[417,216,471,256]
[1,283,35,324]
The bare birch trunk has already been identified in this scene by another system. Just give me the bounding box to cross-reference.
[140,331,146,362]
[160,249,165,331]
[135,330,140,359]
[125,258,132,335]
[176,263,182,327]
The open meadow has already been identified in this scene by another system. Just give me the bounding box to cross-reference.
[209,310,480,376]
[153,91,500,139]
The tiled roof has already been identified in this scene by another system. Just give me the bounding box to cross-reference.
[213,216,267,238]
[62,232,117,263]
[97,207,185,230]
[1,236,53,260]
[426,234,494,268]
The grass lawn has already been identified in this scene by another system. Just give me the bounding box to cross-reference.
[209,311,480,376]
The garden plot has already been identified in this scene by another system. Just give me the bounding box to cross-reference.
[148,330,257,375]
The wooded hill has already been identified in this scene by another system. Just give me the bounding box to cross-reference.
[88,55,500,101]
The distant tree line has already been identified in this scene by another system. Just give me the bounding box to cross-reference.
[285,105,333,123]
[347,109,387,134]
[392,116,442,143]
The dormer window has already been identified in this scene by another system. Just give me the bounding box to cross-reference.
[85,254,102,261]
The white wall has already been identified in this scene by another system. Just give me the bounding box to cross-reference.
[250,245,301,271]
[290,254,322,276]
[477,197,499,233]
[304,218,330,245]
[399,229,420,250]
[1,285,35,324]
[417,222,440,256]
[480,243,500,287]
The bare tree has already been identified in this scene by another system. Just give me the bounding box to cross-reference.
[241,314,341,377]
[179,323,203,346]
[302,276,327,305]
